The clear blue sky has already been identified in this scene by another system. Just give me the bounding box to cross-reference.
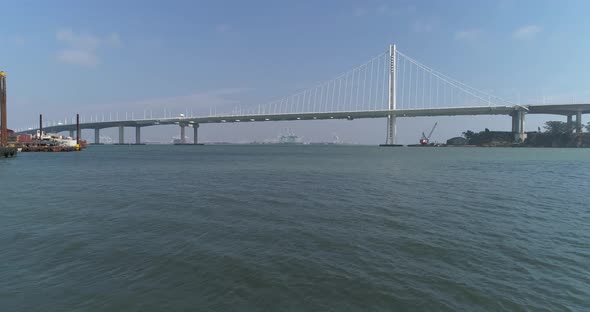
[2,0,590,143]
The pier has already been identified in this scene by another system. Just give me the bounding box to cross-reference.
[0,147,16,158]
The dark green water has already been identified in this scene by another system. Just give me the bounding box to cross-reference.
[1,145,589,311]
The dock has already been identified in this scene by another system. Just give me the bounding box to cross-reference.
[0,147,17,158]
[20,145,79,152]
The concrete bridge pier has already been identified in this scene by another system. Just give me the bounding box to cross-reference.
[386,115,397,144]
[511,110,526,142]
[69,130,74,138]
[135,126,141,144]
[118,126,125,144]
[94,128,100,144]
[180,125,186,144]
[567,115,573,133]
[193,124,199,144]
[576,111,582,134]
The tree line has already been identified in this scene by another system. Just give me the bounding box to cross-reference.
[461,121,590,147]
[543,121,590,134]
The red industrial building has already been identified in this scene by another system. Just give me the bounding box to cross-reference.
[0,129,34,143]
[0,129,14,136]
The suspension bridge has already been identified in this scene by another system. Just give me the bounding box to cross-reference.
[15,44,589,144]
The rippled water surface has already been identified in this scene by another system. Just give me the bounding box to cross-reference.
[1,145,589,311]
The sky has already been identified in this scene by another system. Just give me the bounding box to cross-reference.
[2,0,590,144]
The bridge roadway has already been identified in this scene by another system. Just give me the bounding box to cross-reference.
[16,103,590,144]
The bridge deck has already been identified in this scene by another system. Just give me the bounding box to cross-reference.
[18,106,516,134]
[526,104,590,115]
[15,103,590,135]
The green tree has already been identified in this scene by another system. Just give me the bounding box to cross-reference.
[543,121,569,134]
[462,130,475,141]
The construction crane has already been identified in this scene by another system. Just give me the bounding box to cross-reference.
[419,122,438,145]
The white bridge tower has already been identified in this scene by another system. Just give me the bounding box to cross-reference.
[385,44,397,145]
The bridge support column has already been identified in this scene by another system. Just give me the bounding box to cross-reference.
[193,124,199,144]
[381,44,399,146]
[575,111,582,134]
[386,115,397,145]
[511,110,526,142]
[118,126,124,144]
[180,125,186,144]
[135,126,141,144]
[69,130,74,138]
[567,115,573,133]
[94,128,100,144]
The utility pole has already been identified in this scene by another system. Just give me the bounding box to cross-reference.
[76,114,81,145]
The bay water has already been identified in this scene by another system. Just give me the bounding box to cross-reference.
[1,145,589,311]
